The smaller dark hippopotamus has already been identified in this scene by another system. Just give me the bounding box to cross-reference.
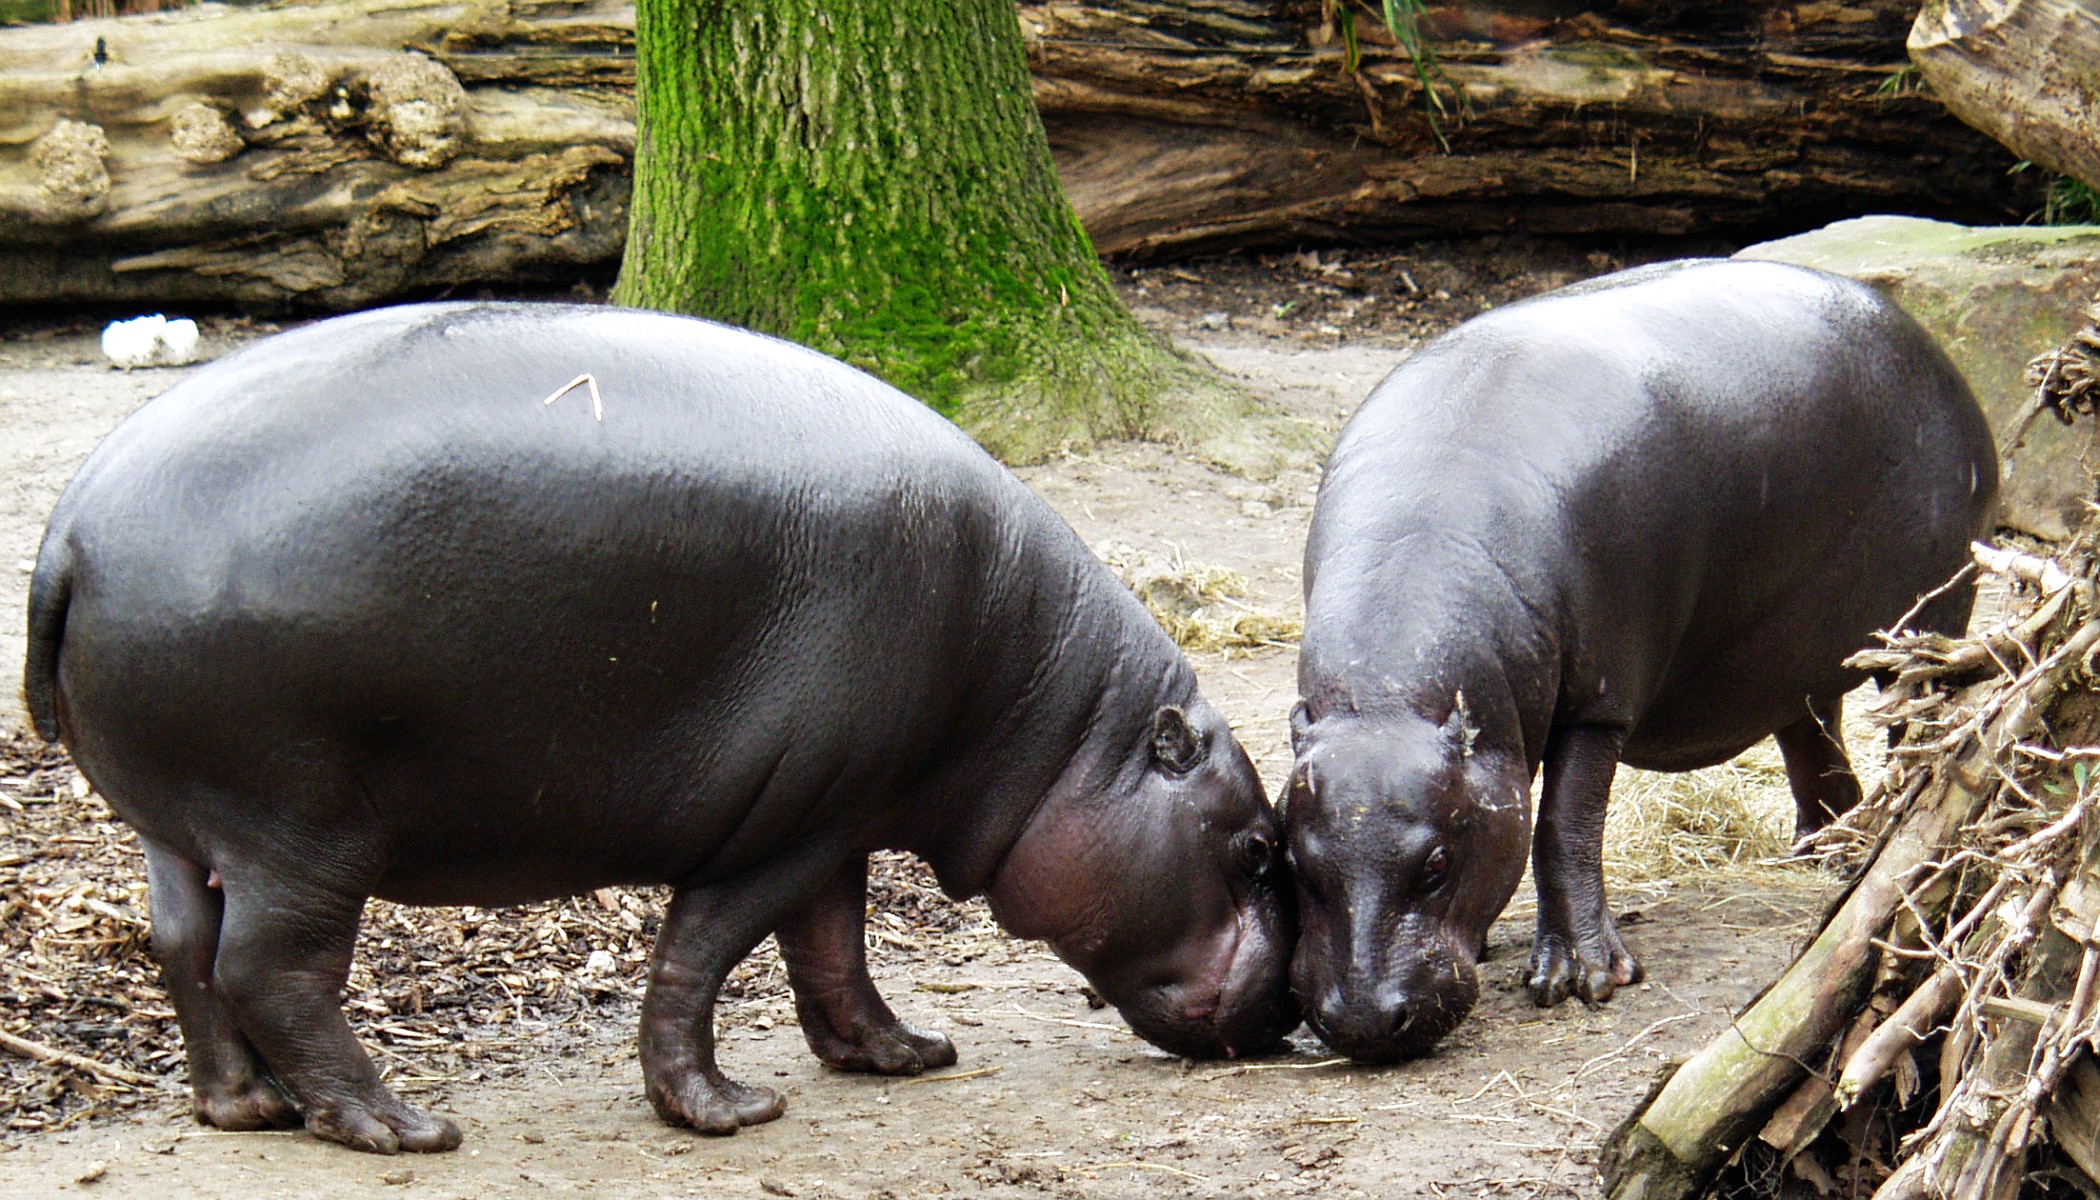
[23,303,1297,1153]
[1285,259,1997,1062]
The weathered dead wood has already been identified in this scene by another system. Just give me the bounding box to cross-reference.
[1911,0,2100,196]
[0,0,636,308]
[0,1024,159,1087]
[1028,0,2038,256]
[1597,725,2000,1200]
[0,0,2041,309]
[2055,1056,2100,1186]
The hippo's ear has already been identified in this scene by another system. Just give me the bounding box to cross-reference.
[1289,700,1311,755]
[1441,690,1479,759]
[1151,705,1206,774]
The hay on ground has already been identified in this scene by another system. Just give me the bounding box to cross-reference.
[1094,539,1303,655]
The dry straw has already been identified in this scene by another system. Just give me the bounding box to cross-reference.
[1095,539,1304,655]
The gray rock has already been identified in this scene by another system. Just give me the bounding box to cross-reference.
[1739,215,2100,538]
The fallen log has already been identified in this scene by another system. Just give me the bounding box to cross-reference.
[0,0,635,308]
[1031,0,2037,255]
[1911,0,2100,199]
[0,0,2041,309]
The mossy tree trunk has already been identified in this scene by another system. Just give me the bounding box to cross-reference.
[613,0,1237,463]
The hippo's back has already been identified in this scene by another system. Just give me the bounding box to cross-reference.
[28,304,1070,896]
[55,302,1001,541]
[1310,260,1998,765]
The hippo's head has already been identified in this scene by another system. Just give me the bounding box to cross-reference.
[1283,698,1530,1061]
[985,700,1299,1060]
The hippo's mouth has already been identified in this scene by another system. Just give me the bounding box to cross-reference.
[1156,892,1297,1060]
[1300,997,1447,1064]
[1171,908,1245,1054]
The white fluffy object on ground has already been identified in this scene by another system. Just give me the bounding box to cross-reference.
[101,315,200,369]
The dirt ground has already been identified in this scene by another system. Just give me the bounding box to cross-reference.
[0,239,1845,1199]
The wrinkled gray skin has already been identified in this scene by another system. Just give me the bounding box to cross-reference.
[1287,260,1997,1062]
[24,304,1297,1153]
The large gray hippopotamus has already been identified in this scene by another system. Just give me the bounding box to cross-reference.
[24,303,1297,1153]
[1285,260,1997,1062]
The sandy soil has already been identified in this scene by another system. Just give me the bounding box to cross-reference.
[0,244,1843,1199]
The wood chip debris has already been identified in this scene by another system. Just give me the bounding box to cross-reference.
[0,727,1003,1139]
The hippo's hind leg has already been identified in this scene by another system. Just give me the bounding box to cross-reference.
[1528,724,1643,1007]
[1774,697,1861,838]
[213,867,461,1154]
[639,843,849,1135]
[143,842,299,1131]
[776,855,957,1075]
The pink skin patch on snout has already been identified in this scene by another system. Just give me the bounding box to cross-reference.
[1183,898,1259,1058]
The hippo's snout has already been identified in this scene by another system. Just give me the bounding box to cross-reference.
[1296,942,1479,1064]
[1115,888,1299,1060]
[1206,892,1301,1058]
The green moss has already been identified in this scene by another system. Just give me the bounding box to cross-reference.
[0,0,61,21]
[616,0,1258,461]
[1744,215,2100,277]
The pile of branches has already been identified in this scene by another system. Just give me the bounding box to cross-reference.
[0,729,986,1138]
[1604,315,2100,1199]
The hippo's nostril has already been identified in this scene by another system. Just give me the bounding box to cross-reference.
[1302,985,1456,1064]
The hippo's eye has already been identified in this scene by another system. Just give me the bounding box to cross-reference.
[1421,845,1449,891]
[1237,829,1278,880]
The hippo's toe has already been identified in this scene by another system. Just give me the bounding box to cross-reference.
[192,1074,300,1132]
[305,1097,462,1154]
[1526,925,1642,1008]
[818,1017,961,1076]
[650,1070,785,1136]
[193,1071,302,1134]
[804,1020,957,1075]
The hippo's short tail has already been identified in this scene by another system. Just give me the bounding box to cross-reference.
[23,535,71,743]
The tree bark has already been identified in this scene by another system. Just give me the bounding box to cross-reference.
[1909,0,2100,197]
[0,0,636,310]
[0,0,2040,313]
[1030,0,2038,256]
[614,0,1238,461]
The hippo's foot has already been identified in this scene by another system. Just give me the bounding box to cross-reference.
[1525,916,1642,1008]
[192,1073,301,1132]
[648,1068,786,1135]
[803,1015,957,1076]
[776,856,963,1076]
[302,1094,462,1155]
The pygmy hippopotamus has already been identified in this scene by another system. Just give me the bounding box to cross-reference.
[1284,259,1997,1061]
[24,303,1298,1153]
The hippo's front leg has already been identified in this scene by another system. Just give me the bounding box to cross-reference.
[1527,724,1642,1007]
[143,843,300,1132]
[639,846,849,1134]
[776,856,957,1075]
